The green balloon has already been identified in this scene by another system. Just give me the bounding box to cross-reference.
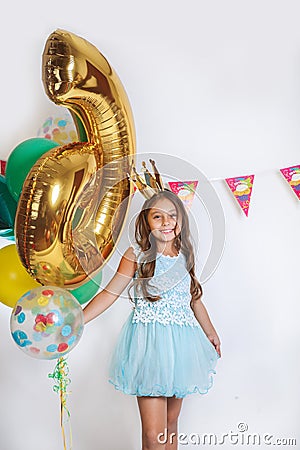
[70,270,102,305]
[0,175,18,228]
[5,138,59,200]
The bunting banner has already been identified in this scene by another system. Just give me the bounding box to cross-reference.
[168,181,198,211]
[279,165,300,200]
[224,175,255,217]
[0,160,6,175]
[1,156,299,219]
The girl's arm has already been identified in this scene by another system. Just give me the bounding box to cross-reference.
[83,247,137,324]
[191,298,221,357]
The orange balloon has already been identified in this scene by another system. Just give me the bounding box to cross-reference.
[0,245,40,308]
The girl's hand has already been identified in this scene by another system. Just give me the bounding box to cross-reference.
[207,334,221,358]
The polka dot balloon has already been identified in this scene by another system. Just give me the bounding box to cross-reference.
[37,113,78,146]
[10,286,84,360]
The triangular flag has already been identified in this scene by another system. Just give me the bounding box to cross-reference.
[0,160,6,176]
[279,165,300,200]
[225,175,255,217]
[168,181,198,211]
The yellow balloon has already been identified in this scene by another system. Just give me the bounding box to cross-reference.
[0,245,41,308]
[15,30,136,288]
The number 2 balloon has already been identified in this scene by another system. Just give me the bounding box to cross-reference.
[14,30,136,288]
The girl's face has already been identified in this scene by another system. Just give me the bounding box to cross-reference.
[147,197,181,243]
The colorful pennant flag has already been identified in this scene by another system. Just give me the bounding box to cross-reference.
[279,165,300,200]
[225,175,255,217]
[168,181,198,211]
[0,160,6,175]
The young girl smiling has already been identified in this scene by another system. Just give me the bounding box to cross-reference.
[83,189,221,450]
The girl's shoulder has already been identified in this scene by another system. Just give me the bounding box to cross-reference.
[129,241,142,259]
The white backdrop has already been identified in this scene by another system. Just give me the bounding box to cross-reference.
[0,1,300,449]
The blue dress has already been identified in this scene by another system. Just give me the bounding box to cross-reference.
[108,242,220,398]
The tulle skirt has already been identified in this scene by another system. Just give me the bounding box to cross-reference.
[108,310,220,398]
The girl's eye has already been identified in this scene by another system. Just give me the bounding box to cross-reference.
[152,213,176,219]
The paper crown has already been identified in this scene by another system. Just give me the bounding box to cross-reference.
[127,159,165,199]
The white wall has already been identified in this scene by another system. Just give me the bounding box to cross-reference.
[0,1,300,449]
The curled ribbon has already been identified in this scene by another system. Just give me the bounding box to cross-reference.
[48,357,72,450]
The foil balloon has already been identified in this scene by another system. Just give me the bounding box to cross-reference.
[15,30,136,288]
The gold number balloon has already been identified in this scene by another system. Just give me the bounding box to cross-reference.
[15,30,136,288]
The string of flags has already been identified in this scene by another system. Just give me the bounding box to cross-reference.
[223,165,300,216]
[141,164,300,217]
[1,159,299,218]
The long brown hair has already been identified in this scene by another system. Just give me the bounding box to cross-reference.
[128,190,203,305]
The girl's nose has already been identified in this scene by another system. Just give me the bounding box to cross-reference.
[162,215,171,226]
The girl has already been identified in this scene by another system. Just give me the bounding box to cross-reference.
[83,189,221,450]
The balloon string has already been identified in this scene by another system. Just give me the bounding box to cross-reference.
[48,357,73,450]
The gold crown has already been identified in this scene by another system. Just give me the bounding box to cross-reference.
[127,159,165,199]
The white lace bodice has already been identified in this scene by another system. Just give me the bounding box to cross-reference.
[130,242,200,328]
